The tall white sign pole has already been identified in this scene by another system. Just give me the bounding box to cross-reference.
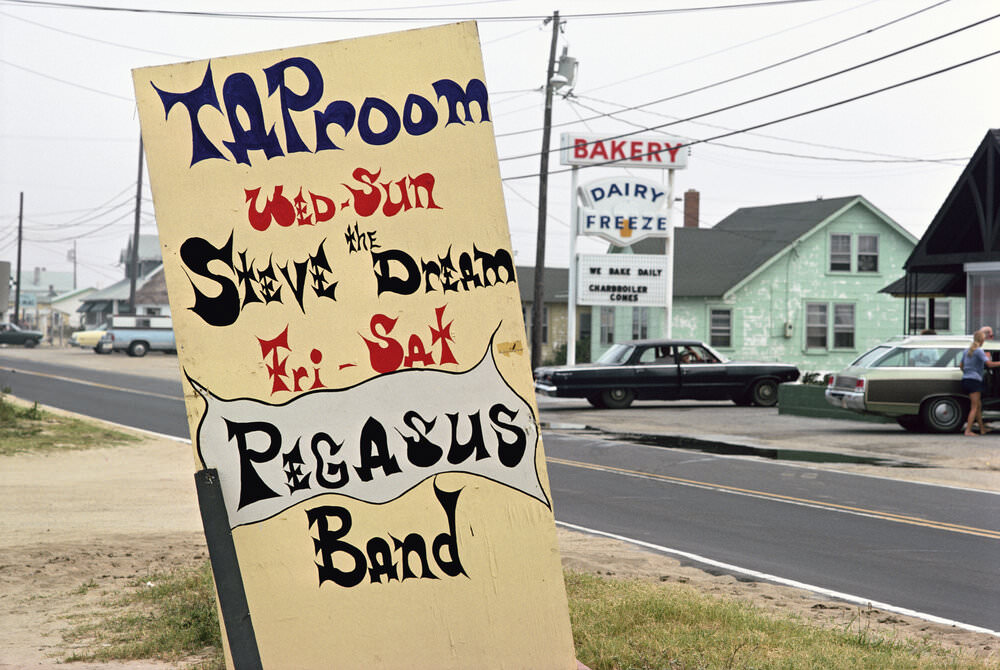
[566,165,579,365]
[664,168,675,338]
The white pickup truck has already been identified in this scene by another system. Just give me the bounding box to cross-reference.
[97,314,175,357]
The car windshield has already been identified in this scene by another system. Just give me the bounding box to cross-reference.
[854,345,963,368]
[596,343,634,365]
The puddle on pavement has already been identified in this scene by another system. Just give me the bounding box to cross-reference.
[613,433,929,468]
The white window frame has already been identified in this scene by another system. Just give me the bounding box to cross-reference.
[829,234,851,272]
[709,307,732,349]
[833,303,855,349]
[631,306,649,340]
[600,307,615,345]
[806,302,828,349]
[857,234,879,273]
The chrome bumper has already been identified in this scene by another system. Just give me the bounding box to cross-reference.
[824,388,866,411]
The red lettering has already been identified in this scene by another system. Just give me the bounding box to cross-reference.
[573,138,588,158]
[258,326,292,393]
[245,186,295,231]
[363,314,404,374]
[310,192,336,222]
[665,143,682,162]
[403,334,435,368]
[647,142,664,162]
[589,141,608,160]
[610,140,626,160]
[630,141,643,161]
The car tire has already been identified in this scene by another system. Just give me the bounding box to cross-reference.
[731,394,754,406]
[895,415,925,432]
[600,388,634,409]
[128,341,149,357]
[920,396,966,433]
[24,339,37,348]
[586,394,605,409]
[750,379,779,407]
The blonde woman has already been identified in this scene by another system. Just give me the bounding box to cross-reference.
[960,330,1000,436]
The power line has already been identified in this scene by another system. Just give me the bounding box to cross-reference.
[502,47,1000,181]
[0,0,828,22]
[495,0,953,138]
[498,12,1000,163]
[566,95,967,165]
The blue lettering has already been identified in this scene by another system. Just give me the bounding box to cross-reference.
[149,60,490,167]
[264,57,324,154]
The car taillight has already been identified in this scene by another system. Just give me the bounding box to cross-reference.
[827,376,835,387]
[854,378,866,392]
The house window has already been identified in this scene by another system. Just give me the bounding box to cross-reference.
[541,305,549,344]
[806,303,828,348]
[632,307,649,340]
[829,234,851,272]
[857,234,879,272]
[909,299,951,332]
[710,308,732,348]
[600,307,615,345]
[807,302,856,349]
[145,307,161,316]
[833,304,855,348]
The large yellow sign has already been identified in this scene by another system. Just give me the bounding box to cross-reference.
[133,21,576,669]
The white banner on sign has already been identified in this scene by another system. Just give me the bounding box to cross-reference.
[560,132,690,169]
[577,254,669,306]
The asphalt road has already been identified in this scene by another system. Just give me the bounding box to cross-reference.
[2,346,998,633]
[544,430,1000,632]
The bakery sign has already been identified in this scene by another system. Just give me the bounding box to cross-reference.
[577,175,671,247]
[132,21,576,670]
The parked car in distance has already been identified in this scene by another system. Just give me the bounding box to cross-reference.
[0,323,43,347]
[825,334,1000,433]
[97,314,175,357]
[533,339,800,409]
[69,322,109,350]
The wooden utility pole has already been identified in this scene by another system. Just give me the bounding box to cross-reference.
[530,11,560,371]
[14,192,23,326]
[128,138,144,314]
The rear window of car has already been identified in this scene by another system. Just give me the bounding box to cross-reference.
[596,343,634,365]
[862,346,962,368]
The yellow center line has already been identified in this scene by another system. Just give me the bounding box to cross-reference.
[0,366,184,402]
[548,456,1000,540]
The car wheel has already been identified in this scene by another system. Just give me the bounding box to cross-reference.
[24,339,37,348]
[895,415,925,432]
[128,341,149,357]
[920,396,966,433]
[586,394,605,409]
[600,388,634,409]
[750,379,779,407]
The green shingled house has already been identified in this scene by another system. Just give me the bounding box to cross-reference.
[596,195,961,372]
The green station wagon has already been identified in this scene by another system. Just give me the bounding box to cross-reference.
[825,335,1000,433]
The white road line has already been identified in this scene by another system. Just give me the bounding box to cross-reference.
[556,520,1000,638]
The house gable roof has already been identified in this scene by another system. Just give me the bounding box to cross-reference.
[632,195,912,297]
[904,129,1000,273]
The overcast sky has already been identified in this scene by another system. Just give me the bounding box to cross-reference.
[1,0,997,290]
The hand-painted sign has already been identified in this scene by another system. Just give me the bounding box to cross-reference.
[560,132,690,169]
[577,176,671,247]
[577,254,670,306]
[134,21,575,669]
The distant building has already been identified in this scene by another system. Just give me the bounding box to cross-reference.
[600,195,932,371]
[882,129,1000,333]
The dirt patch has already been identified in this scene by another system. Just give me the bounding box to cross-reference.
[1,433,996,669]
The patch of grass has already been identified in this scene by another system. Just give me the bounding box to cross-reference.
[64,565,994,670]
[0,386,140,456]
[566,571,989,670]
[65,561,224,669]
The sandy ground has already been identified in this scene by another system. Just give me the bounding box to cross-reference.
[1,422,998,669]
